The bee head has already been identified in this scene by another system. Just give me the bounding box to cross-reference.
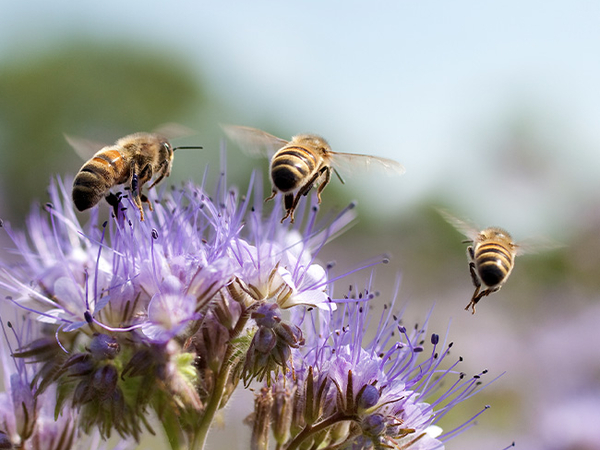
[160,140,174,162]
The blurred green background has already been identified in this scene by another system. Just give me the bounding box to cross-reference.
[1,2,599,449]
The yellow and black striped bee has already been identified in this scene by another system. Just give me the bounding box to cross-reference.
[68,130,202,221]
[438,209,524,314]
[223,125,405,223]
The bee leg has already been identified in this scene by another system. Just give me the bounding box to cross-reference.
[148,160,170,189]
[298,170,321,199]
[148,171,165,190]
[128,173,145,221]
[467,245,475,262]
[280,194,296,223]
[466,289,485,314]
[281,171,328,223]
[132,198,145,221]
[465,261,482,314]
[466,286,498,314]
[265,189,277,202]
[140,194,153,212]
[130,164,153,221]
[280,171,322,224]
[468,262,480,286]
[315,167,331,204]
[465,297,478,314]
[105,192,124,219]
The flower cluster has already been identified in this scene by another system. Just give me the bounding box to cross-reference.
[248,284,495,450]
[0,161,493,449]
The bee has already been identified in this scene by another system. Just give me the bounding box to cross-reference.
[438,209,524,314]
[223,125,405,223]
[69,131,202,221]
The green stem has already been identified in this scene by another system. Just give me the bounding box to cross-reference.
[191,358,233,449]
[191,311,251,449]
[284,413,354,450]
[160,411,185,450]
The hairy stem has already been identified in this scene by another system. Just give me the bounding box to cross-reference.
[191,310,251,449]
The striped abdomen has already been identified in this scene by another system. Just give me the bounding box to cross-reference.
[72,148,129,211]
[270,145,319,193]
[474,242,513,287]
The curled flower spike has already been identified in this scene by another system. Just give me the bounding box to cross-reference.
[248,280,499,450]
[242,303,305,385]
[1,177,244,442]
[0,317,133,450]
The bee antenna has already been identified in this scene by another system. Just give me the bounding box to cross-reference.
[172,146,203,152]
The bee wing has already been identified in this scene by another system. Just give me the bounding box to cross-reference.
[513,236,564,256]
[437,208,482,242]
[328,151,406,179]
[221,125,289,158]
[153,122,196,140]
[64,134,107,160]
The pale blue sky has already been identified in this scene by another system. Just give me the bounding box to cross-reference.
[2,0,599,236]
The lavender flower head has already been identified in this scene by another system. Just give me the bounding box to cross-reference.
[0,161,494,449]
[249,280,495,450]
[0,314,134,450]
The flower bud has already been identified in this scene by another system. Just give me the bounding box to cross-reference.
[89,333,120,361]
[361,413,386,437]
[253,303,281,329]
[357,384,380,411]
[250,387,273,450]
[254,327,277,354]
[0,432,13,449]
[92,365,119,400]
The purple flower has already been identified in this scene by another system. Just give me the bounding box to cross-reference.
[0,316,135,450]
[250,282,496,449]
[0,160,495,450]
[227,196,356,311]
[0,167,363,447]
[141,275,201,343]
[0,177,241,340]
[0,176,247,442]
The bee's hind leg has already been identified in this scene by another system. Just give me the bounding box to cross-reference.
[281,193,296,223]
[465,285,499,314]
[280,171,322,224]
[465,259,482,314]
[265,189,277,202]
[105,192,125,218]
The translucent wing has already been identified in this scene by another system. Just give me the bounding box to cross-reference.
[64,134,108,160]
[153,122,196,140]
[513,236,564,256]
[328,151,406,179]
[221,125,289,158]
[437,208,482,242]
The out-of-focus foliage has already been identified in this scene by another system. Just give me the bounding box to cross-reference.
[0,41,208,220]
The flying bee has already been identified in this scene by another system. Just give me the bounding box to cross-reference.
[439,209,526,314]
[68,130,202,221]
[223,125,405,223]
[438,209,560,314]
